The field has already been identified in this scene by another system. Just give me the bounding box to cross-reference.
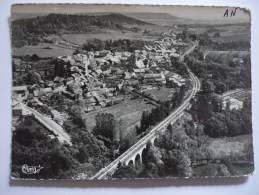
[12,25,164,58]
[62,30,159,45]
[12,43,75,58]
[203,134,253,160]
[192,134,253,177]
[210,24,250,42]
[205,50,250,65]
[186,23,250,43]
[192,163,230,177]
[143,87,175,102]
[206,50,250,56]
[82,97,155,140]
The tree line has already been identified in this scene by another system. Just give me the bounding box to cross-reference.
[137,85,186,135]
[82,39,147,52]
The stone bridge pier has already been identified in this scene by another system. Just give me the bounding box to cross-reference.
[123,136,160,168]
[120,118,182,168]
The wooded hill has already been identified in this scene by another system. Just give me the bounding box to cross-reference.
[11,13,152,47]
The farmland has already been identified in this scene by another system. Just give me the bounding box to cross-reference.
[203,134,253,160]
[12,43,74,58]
[62,30,159,45]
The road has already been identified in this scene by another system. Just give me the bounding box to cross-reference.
[179,41,199,62]
[91,69,200,180]
[222,88,247,99]
[21,103,72,145]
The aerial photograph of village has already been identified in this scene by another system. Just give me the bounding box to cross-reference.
[10,4,253,180]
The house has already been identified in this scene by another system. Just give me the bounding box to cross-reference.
[233,57,244,64]
[167,73,186,87]
[143,73,166,84]
[41,87,53,94]
[12,85,29,100]
[133,68,145,73]
[54,76,65,83]
[135,59,145,69]
[125,80,139,87]
[33,89,40,97]
[62,90,76,100]
[92,91,106,107]
[12,103,23,116]
[123,72,132,80]
[105,97,124,106]
[222,97,243,111]
[95,69,103,75]
[84,106,94,113]
[51,109,69,125]
[46,81,54,87]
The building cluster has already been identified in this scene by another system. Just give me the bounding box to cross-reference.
[222,97,243,111]
[12,29,190,127]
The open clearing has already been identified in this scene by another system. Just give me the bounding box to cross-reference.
[205,134,253,160]
[210,24,250,42]
[12,43,74,58]
[82,98,155,139]
[144,87,175,102]
[62,30,159,45]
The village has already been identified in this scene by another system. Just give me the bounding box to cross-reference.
[8,5,254,181]
[11,27,248,146]
[11,31,194,142]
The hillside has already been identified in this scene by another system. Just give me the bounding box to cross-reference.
[124,12,195,26]
[11,13,152,47]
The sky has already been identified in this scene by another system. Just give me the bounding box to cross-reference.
[11,4,250,22]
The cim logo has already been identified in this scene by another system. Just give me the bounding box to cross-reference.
[21,164,43,175]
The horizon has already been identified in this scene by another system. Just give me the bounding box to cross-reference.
[12,4,250,23]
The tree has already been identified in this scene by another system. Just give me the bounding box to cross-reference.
[53,59,65,77]
[163,149,192,177]
[214,82,226,94]
[139,162,159,178]
[76,145,88,163]
[69,104,85,127]
[14,128,33,146]
[113,165,138,178]
[119,137,131,153]
[30,54,40,61]
[12,127,79,179]
[93,113,116,140]
[204,113,228,137]
[170,57,188,76]
[167,124,173,134]
[201,79,214,97]
[196,94,213,121]
[138,111,150,134]
[211,96,223,113]
[214,32,221,38]
[226,115,242,136]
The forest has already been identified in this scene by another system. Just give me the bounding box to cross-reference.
[12,13,150,47]
[12,115,112,179]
